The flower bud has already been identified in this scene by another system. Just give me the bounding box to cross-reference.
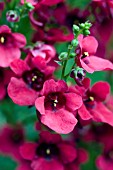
[58,52,67,60]
[70,67,86,86]
[79,23,85,29]
[73,25,79,33]
[71,39,78,47]
[26,2,34,11]
[6,10,19,22]
[83,30,90,36]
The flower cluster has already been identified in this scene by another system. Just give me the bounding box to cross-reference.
[0,0,113,170]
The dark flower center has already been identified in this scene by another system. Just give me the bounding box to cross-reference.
[36,142,59,159]
[84,96,95,109]
[0,68,4,81]
[105,149,113,160]
[22,68,45,91]
[10,130,24,145]
[44,92,66,111]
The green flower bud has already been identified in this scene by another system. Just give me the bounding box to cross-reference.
[69,52,76,58]
[83,30,90,36]
[71,39,78,47]
[58,52,67,60]
[26,2,34,11]
[73,25,79,33]
[85,22,92,27]
[79,23,85,28]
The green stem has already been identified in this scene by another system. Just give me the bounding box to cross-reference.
[61,28,84,81]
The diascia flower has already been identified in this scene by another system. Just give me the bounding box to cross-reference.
[20,131,77,170]
[0,124,25,161]
[0,25,26,67]
[76,34,113,73]
[76,79,113,126]
[35,79,83,134]
[96,125,113,170]
[65,148,88,170]
[8,54,55,106]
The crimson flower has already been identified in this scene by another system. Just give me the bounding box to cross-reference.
[77,79,113,126]
[65,148,88,170]
[96,125,113,170]
[8,55,55,106]
[35,79,83,134]
[76,34,113,73]
[0,25,26,67]
[20,131,77,170]
[0,124,24,161]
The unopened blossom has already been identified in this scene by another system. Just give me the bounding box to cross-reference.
[0,25,26,67]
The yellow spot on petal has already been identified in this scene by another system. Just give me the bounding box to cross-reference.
[84,52,89,57]
[46,149,50,155]
[89,96,94,101]
[0,36,5,44]
[53,99,58,107]
[32,76,37,81]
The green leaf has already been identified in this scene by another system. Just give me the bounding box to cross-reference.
[0,155,17,170]
[66,0,91,9]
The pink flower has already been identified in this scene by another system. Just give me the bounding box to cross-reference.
[20,131,77,170]
[35,79,83,134]
[0,25,26,67]
[91,0,113,44]
[29,42,56,63]
[76,34,113,73]
[65,148,88,170]
[0,68,14,100]
[96,125,113,170]
[77,79,113,126]
[8,54,55,106]
[0,124,24,161]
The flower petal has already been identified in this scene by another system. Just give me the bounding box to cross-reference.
[8,77,38,106]
[41,109,77,134]
[78,104,93,120]
[31,158,64,170]
[91,81,110,101]
[90,102,113,126]
[81,56,113,73]
[58,143,77,163]
[35,96,45,115]
[82,36,98,55]
[10,59,29,76]
[20,142,37,160]
[42,79,68,96]
[13,33,26,48]
[0,46,20,67]
[64,93,83,112]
